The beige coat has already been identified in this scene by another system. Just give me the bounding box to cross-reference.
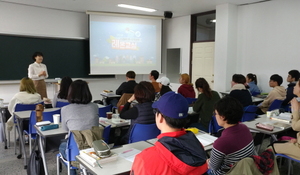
[259,86,286,113]
[274,111,300,160]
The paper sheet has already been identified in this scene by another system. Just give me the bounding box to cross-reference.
[196,134,218,147]
[118,148,141,162]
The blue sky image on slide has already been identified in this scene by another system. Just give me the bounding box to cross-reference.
[90,21,156,66]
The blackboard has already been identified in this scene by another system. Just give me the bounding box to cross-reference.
[0,35,113,80]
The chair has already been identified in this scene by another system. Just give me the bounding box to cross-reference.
[276,154,300,175]
[116,93,133,109]
[186,97,197,105]
[103,125,111,144]
[208,115,223,136]
[56,132,80,175]
[99,104,112,117]
[12,102,44,154]
[241,105,258,122]
[24,108,61,154]
[56,101,70,108]
[129,123,160,143]
[268,99,283,111]
[251,91,261,96]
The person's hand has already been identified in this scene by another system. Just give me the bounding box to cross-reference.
[291,98,300,112]
[128,94,135,103]
[290,138,297,143]
[207,159,210,169]
[39,71,46,77]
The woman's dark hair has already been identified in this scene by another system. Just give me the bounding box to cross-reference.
[155,109,189,129]
[214,96,243,125]
[195,78,212,98]
[67,80,92,104]
[134,81,155,103]
[32,52,43,61]
[57,76,73,100]
[232,74,246,84]
[247,73,258,85]
[160,85,172,96]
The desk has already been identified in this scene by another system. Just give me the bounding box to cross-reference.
[35,124,68,175]
[100,93,120,106]
[252,96,264,104]
[77,141,152,175]
[0,103,8,149]
[14,107,60,169]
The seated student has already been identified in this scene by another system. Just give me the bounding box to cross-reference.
[273,80,300,160]
[282,70,299,107]
[59,80,98,175]
[229,74,252,107]
[178,73,196,98]
[131,91,208,175]
[116,70,137,95]
[208,96,255,175]
[155,77,172,101]
[149,70,160,93]
[256,74,286,114]
[246,73,261,96]
[52,76,72,107]
[7,77,42,131]
[191,78,220,132]
[119,81,156,144]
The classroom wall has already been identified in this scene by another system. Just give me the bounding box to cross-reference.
[236,0,300,93]
[0,2,88,38]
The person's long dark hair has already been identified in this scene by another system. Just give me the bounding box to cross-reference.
[57,76,73,100]
[160,85,172,96]
[67,80,92,104]
[195,78,212,98]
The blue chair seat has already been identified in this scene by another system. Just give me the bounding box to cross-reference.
[129,123,160,143]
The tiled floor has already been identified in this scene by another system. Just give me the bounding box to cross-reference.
[0,129,300,175]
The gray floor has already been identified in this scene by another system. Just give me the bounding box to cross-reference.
[0,130,300,175]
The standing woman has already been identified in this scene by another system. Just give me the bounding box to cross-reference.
[246,73,261,96]
[178,73,196,98]
[28,52,48,99]
[191,78,220,132]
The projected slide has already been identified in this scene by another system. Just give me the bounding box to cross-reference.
[89,14,161,75]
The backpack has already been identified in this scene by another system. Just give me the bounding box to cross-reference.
[27,138,45,175]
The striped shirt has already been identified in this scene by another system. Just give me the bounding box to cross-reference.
[209,124,254,175]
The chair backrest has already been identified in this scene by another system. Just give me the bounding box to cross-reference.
[56,101,70,108]
[186,97,197,105]
[241,105,258,122]
[99,104,112,117]
[15,102,44,112]
[103,125,111,144]
[129,123,160,143]
[67,132,80,162]
[28,108,61,134]
[251,91,260,96]
[208,115,223,135]
[268,99,283,111]
[117,93,133,108]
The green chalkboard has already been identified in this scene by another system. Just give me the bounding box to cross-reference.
[0,35,113,80]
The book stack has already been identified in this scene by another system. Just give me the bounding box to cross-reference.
[79,148,118,167]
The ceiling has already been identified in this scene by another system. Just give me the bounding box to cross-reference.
[1,0,267,17]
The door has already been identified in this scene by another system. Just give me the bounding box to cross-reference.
[192,42,215,91]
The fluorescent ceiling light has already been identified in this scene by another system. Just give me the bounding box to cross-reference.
[118,4,156,12]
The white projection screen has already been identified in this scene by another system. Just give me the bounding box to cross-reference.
[89,14,162,75]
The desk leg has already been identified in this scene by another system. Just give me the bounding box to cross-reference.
[38,134,49,175]
[16,118,27,169]
[0,109,7,149]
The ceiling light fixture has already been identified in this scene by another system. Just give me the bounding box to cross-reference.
[118,4,156,12]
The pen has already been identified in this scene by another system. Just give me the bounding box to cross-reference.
[96,161,102,169]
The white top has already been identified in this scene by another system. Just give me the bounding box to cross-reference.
[28,62,49,80]
[8,91,42,116]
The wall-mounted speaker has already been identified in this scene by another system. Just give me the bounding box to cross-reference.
[164,11,173,19]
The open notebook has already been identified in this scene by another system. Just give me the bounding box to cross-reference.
[196,134,218,147]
